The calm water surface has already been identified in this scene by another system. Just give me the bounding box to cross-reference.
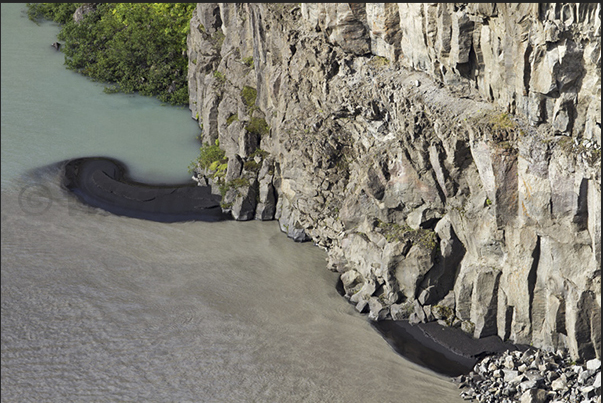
[1,4,464,402]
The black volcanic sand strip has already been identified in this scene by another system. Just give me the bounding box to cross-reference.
[336,279,528,377]
[62,157,232,223]
[370,320,476,377]
[371,320,529,377]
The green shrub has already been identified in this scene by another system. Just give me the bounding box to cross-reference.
[245,117,269,136]
[249,148,269,160]
[213,70,226,84]
[241,86,257,108]
[193,139,226,170]
[369,56,390,68]
[229,178,250,188]
[27,3,195,106]
[226,113,238,126]
[242,56,254,69]
[417,229,438,250]
[220,200,233,209]
[243,160,261,172]
[377,220,412,242]
[26,3,82,24]
[218,177,249,198]
[212,30,225,50]
[489,112,516,131]
[377,220,438,251]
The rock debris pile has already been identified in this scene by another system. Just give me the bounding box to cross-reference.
[454,350,601,403]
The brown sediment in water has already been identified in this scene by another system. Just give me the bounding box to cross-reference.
[61,157,232,223]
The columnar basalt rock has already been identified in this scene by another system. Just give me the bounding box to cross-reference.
[187,3,601,361]
[300,3,601,142]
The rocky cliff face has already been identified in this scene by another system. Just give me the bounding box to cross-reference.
[187,3,601,361]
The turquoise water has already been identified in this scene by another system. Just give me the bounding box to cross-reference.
[1,4,465,402]
[1,3,201,188]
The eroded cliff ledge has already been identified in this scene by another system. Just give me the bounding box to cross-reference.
[187,3,601,361]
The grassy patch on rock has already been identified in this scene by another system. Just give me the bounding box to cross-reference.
[226,113,239,126]
[245,117,269,137]
[369,56,390,68]
[377,220,438,251]
[242,56,254,69]
[241,86,257,109]
[243,160,261,173]
[213,70,226,84]
[377,221,413,242]
[489,112,516,132]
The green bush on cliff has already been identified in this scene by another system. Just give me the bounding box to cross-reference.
[195,139,227,170]
[213,71,226,84]
[241,86,257,109]
[243,160,261,172]
[226,113,239,126]
[489,112,516,131]
[245,117,269,137]
[369,56,390,68]
[242,57,254,69]
[26,3,195,106]
[377,220,412,242]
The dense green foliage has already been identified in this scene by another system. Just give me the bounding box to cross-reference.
[26,3,195,105]
[27,3,81,25]
[192,139,227,171]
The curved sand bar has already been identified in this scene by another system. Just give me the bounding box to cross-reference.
[62,157,232,223]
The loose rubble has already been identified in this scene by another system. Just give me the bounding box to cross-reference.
[453,349,601,403]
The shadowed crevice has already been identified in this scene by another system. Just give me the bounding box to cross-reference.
[527,235,540,327]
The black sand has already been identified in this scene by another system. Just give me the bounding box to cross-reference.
[372,320,529,377]
[61,157,232,222]
[336,280,528,377]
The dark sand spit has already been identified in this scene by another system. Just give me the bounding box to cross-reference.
[372,320,529,377]
[61,157,232,223]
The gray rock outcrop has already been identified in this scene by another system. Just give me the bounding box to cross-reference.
[187,3,601,362]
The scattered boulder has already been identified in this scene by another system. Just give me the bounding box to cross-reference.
[456,350,602,403]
